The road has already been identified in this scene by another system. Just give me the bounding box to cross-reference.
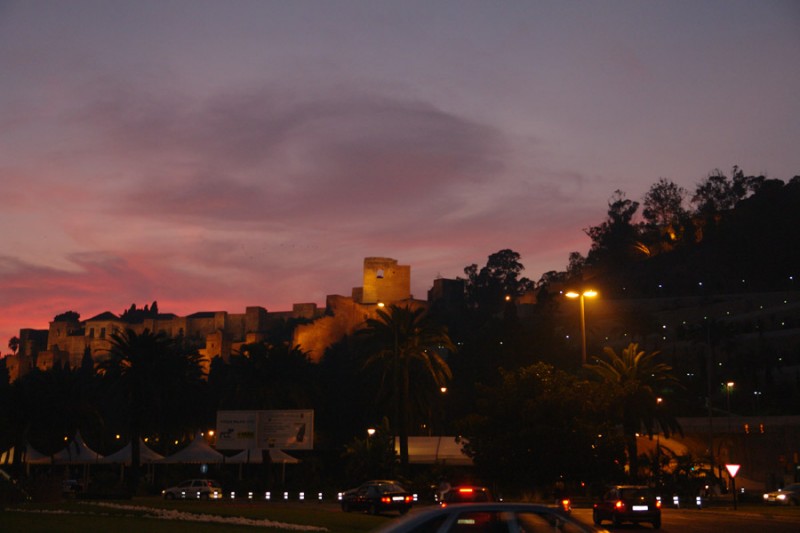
[571,507,799,532]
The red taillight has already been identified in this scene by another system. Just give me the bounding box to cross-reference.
[458,488,474,494]
[656,500,662,509]
[381,496,391,504]
[615,500,625,510]
[405,496,413,503]
[561,499,571,511]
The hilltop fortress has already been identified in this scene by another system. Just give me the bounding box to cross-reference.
[6,257,455,381]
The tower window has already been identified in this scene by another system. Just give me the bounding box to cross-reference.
[376,269,384,279]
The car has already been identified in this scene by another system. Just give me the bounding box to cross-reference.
[62,479,83,495]
[440,486,494,506]
[373,502,604,533]
[762,483,800,505]
[340,480,414,515]
[593,485,661,529]
[162,479,223,500]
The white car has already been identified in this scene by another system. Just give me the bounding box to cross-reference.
[162,479,223,500]
[762,483,800,505]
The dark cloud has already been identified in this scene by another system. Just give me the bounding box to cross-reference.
[77,81,507,225]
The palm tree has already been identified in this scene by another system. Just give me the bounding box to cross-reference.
[358,305,455,470]
[8,336,20,356]
[98,328,204,492]
[585,342,682,481]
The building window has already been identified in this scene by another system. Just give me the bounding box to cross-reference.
[89,328,94,338]
[100,327,106,339]
[376,269,384,279]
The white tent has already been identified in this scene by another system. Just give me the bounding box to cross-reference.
[52,432,103,464]
[226,447,300,464]
[397,436,472,465]
[100,439,165,464]
[159,434,224,464]
[0,445,52,466]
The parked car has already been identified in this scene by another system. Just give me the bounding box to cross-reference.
[762,483,800,505]
[62,479,83,495]
[162,479,223,500]
[340,480,414,515]
[593,485,661,529]
[440,486,493,506]
[374,502,603,533]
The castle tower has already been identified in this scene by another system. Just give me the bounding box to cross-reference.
[360,257,411,304]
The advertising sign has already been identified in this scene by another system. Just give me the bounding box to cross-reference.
[215,410,313,450]
[257,410,313,450]
[215,410,258,449]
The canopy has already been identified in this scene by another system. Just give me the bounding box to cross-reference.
[226,447,300,464]
[397,436,472,465]
[52,432,103,464]
[100,439,165,464]
[24,444,52,465]
[159,434,224,464]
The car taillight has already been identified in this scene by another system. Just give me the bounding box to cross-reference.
[615,500,625,510]
[458,488,474,494]
[381,496,391,504]
[656,500,662,509]
[560,499,571,511]
[405,496,413,503]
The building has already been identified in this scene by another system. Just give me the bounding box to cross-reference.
[6,257,432,379]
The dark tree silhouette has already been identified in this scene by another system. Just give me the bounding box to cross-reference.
[585,343,682,481]
[98,328,204,492]
[358,305,455,471]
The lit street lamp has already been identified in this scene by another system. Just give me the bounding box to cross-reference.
[726,382,734,430]
[565,289,597,365]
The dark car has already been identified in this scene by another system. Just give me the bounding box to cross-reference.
[593,485,661,529]
[341,480,414,515]
[374,502,603,533]
[62,479,83,495]
[440,486,493,506]
[762,483,800,505]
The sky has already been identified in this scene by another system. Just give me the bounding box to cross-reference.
[2,0,799,348]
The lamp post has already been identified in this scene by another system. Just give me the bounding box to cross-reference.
[726,382,734,431]
[655,398,663,488]
[565,290,597,365]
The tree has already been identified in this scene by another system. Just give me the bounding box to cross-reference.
[691,166,761,217]
[341,417,398,484]
[358,305,455,470]
[462,249,534,316]
[585,190,642,268]
[98,328,204,492]
[7,336,19,356]
[642,178,689,250]
[460,363,622,493]
[211,341,314,410]
[584,343,682,481]
[643,178,687,228]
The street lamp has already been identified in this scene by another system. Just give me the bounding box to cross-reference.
[565,289,598,365]
[726,382,734,431]
[655,398,663,487]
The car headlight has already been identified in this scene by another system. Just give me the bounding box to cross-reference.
[777,494,787,500]
[763,494,769,499]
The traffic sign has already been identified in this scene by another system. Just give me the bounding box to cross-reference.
[725,464,740,478]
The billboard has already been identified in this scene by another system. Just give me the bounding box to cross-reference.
[215,410,313,450]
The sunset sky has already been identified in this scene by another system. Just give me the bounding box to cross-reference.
[2,0,799,347]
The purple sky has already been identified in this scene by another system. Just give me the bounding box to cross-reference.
[2,0,799,347]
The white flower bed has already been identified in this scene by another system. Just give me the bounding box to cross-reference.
[8,502,328,531]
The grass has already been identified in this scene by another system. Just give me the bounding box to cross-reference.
[0,498,391,533]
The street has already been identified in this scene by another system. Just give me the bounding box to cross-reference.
[571,507,800,532]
